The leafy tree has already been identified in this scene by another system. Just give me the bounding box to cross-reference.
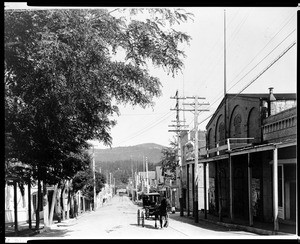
[160,140,178,180]
[5,8,192,227]
[72,169,106,200]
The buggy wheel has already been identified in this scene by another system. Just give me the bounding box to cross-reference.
[141,211,145,227]
[137,209,140,226]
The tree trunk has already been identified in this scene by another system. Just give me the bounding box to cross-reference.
[56,187,62,223]
[70,194,74,218]
[66,181,70,219]
[61,181,66,221]
[43,180,49,228]
[35,168,41,230]
[49,184,58,225]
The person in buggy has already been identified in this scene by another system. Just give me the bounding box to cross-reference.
[159,196,171,228]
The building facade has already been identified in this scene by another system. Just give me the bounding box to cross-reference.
[198,89,296,230]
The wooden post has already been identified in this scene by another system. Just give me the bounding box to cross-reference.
[248,153,253,227]
[203,162,207,219]
[273,147,279,231]
[194,96,199,223]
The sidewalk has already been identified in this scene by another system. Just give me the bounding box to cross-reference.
[5,211,87,237]
[177,210,296,236]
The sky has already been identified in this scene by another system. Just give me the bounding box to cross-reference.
[5,3,298,149]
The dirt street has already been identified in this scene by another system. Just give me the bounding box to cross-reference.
[27,195,261,239]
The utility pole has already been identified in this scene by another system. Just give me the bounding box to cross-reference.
[169,90,189,216]
[131,156,134,198]
[183,96,209,223]
[114,178,115,196]
[146,157,149,193]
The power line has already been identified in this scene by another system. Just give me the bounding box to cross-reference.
[227,28,296,93]
[198,10,296,114]
[187,38,296,130]
[201,17,296,115]
[227,13,296,93]
[228,41,296,102]
[115,111,175,145]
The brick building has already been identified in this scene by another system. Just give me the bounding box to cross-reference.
[196,88,296,231]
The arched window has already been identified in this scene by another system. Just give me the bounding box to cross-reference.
[234,114,242,137]
[207,129,212,149]
[218,122,225,145]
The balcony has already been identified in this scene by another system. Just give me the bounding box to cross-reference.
[205,138,254,157]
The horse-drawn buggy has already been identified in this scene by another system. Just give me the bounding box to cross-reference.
[137,192,170,228]
[143,192,161,219]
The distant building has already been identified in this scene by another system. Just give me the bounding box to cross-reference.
[181,129,206,216]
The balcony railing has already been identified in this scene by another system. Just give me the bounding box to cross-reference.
[205,138,254,156]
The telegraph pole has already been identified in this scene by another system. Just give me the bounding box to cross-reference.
[183,96,209,223]
[146,157,149,193]
[169,90,188,216]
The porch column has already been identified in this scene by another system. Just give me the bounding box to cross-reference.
[248,153,253,227]
[229,154,233,222]
[203,162,207,219]
[273,146,279,231]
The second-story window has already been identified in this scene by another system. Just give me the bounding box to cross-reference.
[234,114,242,137]
[219,122,225,145]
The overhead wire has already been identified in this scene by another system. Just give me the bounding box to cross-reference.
[193,39,296,129]
[115,110,175,146]
[200,9,251,92]
[185,27,296,130]
[201,11,296,110]
[227,12,296,93]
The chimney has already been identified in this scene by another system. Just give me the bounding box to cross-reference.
[268,87,276,116]
[269,87,276,102]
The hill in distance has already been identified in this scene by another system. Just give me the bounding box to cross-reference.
[93,143,166,164]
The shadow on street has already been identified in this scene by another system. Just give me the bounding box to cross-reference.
[130,223,159,230]
[169,214,233,232]
[36,228,74,238]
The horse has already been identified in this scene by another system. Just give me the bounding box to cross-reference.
[153,198,170,228]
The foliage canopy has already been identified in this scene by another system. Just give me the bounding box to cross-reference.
[5,8,192,184]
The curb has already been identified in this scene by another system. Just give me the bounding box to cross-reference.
[198,217,291,236]
[174,213,294,236]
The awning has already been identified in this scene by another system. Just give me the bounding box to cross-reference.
[198,154,229,163]
[229,140,296,156]
[269,158,296,165]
